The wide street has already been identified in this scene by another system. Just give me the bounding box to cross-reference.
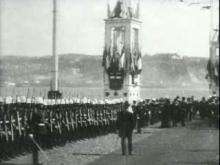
[89,119,219,165]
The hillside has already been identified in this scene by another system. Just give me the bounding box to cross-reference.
[0,53,208,88]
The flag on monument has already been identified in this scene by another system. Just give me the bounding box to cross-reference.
[106,48,111,69]
[102,47,108,67]
[119,52,125,69]
[130,53,135,73]
[119,46,125,69]
[137,51,142,71]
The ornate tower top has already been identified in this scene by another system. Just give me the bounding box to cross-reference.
[107,0,140,19]
[103,0,142,102]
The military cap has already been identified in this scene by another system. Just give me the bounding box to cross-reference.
[5,96,13,104]
[124,101,130,107]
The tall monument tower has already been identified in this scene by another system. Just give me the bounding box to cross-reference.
[102,0,142,103]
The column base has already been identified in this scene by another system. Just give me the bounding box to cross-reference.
[47,90,62,99]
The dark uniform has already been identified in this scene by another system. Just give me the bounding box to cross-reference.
[160,99,171,128]
[116,101,136,155]
[134,103,143,133]
[179,97,186,126]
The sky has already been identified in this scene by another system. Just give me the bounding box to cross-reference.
[0,0,219,57]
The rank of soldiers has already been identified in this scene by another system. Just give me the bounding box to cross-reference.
[0,95,219,161]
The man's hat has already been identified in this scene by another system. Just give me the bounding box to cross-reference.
[124,101,130,107]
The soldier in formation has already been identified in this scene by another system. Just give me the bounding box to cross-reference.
[28,106,43,165]
[0,96,121,162]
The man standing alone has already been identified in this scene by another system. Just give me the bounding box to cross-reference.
[116,101,136,155]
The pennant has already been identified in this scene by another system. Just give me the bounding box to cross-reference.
[106,48,111,69]
[102,47,108,67]
[137,51,142,71]
[130,52,135,73]
[102,47,111,70]
[207,59,214,78]
[119,51,125,69]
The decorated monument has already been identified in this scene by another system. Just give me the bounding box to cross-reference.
[102,0,142,102]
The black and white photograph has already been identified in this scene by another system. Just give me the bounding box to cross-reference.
[0,0,219,164]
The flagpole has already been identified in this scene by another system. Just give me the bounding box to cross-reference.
[0,0,2,59]
[52,0,58,91]
[48,0,62,99]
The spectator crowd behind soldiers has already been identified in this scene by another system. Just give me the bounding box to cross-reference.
[0,95,219,162]
[132,96,219,132]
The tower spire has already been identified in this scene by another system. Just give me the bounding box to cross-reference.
[136,0,140,18]
[107,3,111,18]
[127,0,131,7]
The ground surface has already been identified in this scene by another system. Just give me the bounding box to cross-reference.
[1,119,219,165]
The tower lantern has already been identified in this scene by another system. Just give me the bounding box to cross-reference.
[102,0,142,103]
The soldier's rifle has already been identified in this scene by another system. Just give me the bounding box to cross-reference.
[55,109,62,134]
[16,109,22,137]
[3,102,9,141]
[87,105,94,126]
[23,103,29,136]
[102,106,107,126]
[29,96,35,121]
[78,106,83,127]
[10,113,15,141]
[69,104,75,131]
[58,111,63,134]
[94,107,99,126]
[5,99,15,142]
[64,100,70,131]
[83,103,89,127]
[15,95,22,137]
[48,106,54,133]
[97,107,103,126]
[0,104,4,139]
[74,106,78,130]
[53,97,61,134]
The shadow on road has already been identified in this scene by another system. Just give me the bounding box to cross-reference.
[172,160,219,165]
[187,118,219,130]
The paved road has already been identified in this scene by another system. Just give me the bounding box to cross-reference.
[89,120,219,165]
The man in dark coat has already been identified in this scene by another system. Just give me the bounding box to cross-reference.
[116,101,136,155]
[135,102,145,133]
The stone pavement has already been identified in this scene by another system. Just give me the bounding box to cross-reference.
[89,119,219,165]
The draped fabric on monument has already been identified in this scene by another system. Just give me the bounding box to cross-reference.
[207,59,219,86]
[102,47,142,74]
[102,39,142,90]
